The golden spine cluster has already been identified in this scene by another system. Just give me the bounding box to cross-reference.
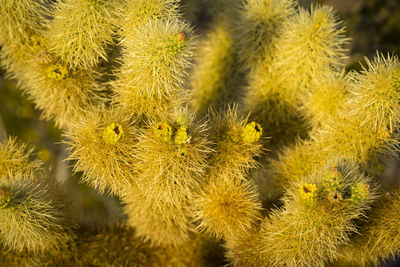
[0,0,400,266]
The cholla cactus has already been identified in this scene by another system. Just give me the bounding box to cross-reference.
[1,0,400,266]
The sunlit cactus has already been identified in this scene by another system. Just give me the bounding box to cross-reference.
[1,0,400,266]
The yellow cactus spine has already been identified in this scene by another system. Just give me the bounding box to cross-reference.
[122,109,211,246]
[193,178,262,239]
[64,107,138,195]
[348,54,400,135]
[0,136,43,183]
[114,18,195,120]
[234,0,297,69]
[0,138,74,253]
[189,19,238,114]
[0,0,49,76]
[339,191,400,266]
[227,160,376,266]
[2,0,400,266]
[46,0,120,69]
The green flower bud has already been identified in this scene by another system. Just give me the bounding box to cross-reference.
[165,31,188,55]
[322,167,343,192]
[349,182,369,204]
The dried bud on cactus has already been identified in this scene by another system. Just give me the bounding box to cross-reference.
[0,188,11,209]
[154,122,172,143]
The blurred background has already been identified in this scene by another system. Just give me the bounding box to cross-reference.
[1,0,399,265]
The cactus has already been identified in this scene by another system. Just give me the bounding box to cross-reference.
[0,0,400,266]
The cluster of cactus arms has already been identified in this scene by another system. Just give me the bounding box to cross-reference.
[1,0,400,266]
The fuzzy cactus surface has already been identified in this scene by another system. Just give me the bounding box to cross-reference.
[1,0,400,266]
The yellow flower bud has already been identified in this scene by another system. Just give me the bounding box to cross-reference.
[174,125,191,145]
[102,123,124,145]
[241,122,262,143]
[154,122,172,143]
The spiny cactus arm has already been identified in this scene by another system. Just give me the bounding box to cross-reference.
[0,137,75,254]
[0,0,50,76]
[238,0,301,147]
[271,5,349,99]
[132,109,211,203]
[191,107,265,242]
[113,17,195,120]
[226,160,375,267]
[338,191,400,266]
[0,181,75,253]
[0,0,108,129]
[121,109,211,246]
[243,4,348,149]
[234,0,297,70]
[0,136,43,183]
[45,0,122,70]
[1,224,225,266]
[123,187,195,246]
[118,0,180,43]
[64,106,139,195]
[189,19,238,114]
[314,55,400,166]
[206,107,265,179]
[347,54,400,135]
[193,178,263,240]
[20,59,107,129]
[271,54,400,193]
[300,71,349,127]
